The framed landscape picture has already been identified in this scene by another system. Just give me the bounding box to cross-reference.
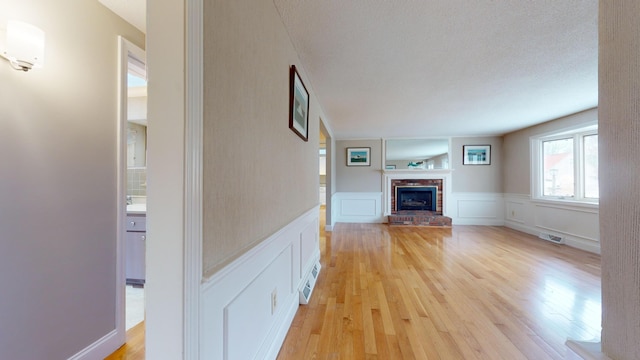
[463,145,491,165]
[347,147,371,166]
[289,65,309,141]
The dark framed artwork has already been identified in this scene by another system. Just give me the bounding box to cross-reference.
[289,65,309,141]
[463,145,491,165]
[347,147,371,166]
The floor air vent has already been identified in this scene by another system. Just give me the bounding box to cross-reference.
[539,232,565,244]
[299,261,321,305]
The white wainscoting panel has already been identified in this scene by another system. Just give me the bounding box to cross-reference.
[299,219,319,279]
[224,247,292,360]
[503,194,600,254]
[450,192,504,225]
[334,192,384,223]
[200,206,320,360]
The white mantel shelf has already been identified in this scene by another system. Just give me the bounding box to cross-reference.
[382,169,454,175]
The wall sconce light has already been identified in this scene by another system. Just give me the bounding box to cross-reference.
[0,20,45,72]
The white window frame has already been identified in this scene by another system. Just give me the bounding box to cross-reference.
[530,123,598,206]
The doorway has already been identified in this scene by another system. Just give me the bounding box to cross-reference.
[118,37,147,335]
[319,119,332,230]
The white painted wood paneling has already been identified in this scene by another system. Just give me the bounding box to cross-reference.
[503,193,600,254]
[334,192,385,223]
[534,204,599,241]
[225,247,292,360]
[450,192,504,225]
[200,207,320,360]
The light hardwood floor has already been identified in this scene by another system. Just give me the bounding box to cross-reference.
[106,211,601,359]
[105,321,144,359]
[277,223,601,359]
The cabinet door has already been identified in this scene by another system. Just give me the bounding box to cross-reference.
[126,232,146,284]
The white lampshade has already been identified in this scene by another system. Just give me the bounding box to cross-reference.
[3,20,45,71]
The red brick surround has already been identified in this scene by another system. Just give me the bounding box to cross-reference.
[391,179,443,214]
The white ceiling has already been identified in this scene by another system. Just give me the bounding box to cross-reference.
[273,1,598,139]
[102,1,598,140]
[98,0,145,33]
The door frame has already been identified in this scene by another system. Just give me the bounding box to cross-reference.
[116,36,146,343]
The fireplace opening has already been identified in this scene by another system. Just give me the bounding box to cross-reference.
[396,186,437,211]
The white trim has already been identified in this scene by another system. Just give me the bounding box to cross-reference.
[449,192,504,225]
[115,36,128,351]
[67,330,118,360]
[103,37,146,358]
[200,206,319,360]
[565,340,610,360]
[184,0,203,358]
[530,123,599,204]
[503,193,600,254]
[333,192,385,223]
[202,206,320,288]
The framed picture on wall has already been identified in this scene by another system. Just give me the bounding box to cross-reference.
[463,145,491,165]
[289,65,309,141]
[347,147,371,166]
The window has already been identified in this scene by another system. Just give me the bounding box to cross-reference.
[532,125,598,203]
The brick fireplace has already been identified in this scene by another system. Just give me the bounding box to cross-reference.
[391,178,443,214]
[383,171,452,226]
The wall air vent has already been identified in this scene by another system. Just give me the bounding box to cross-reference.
[299,261,321,305]
[539,232,565,244]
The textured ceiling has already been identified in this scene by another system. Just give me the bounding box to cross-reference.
[273,1,598,139]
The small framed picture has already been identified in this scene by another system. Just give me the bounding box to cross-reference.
[289,65,309,141]
[463,145,491,165]
[347,147,371,166]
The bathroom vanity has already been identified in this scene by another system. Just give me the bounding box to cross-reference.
[126,207,146,287]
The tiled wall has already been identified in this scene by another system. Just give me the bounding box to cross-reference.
[127,167,147,196]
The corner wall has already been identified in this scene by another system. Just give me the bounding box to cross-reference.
[334,139,385,223]
[202,0,324,276]
[501,109,600,254]
[600,1,640,358]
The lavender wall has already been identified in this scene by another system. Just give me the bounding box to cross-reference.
[0,0,144,358]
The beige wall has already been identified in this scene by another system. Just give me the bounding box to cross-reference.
[502,108,597,195]
[600,2,640,358]
[0,0,143,358]
[202,0,324,276]
[335,139,383,192]
[451,136,503,192]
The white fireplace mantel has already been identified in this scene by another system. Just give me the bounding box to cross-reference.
[382,169,453,216]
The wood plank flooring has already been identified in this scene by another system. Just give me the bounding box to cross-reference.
[105,209,601,359]
[277,224,601,359]
[104,321,145,359]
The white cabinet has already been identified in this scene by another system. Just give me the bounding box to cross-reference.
[126,214,146,286]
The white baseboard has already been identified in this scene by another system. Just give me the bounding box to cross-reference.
[67,329,122,360]
[565,340,610,360]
